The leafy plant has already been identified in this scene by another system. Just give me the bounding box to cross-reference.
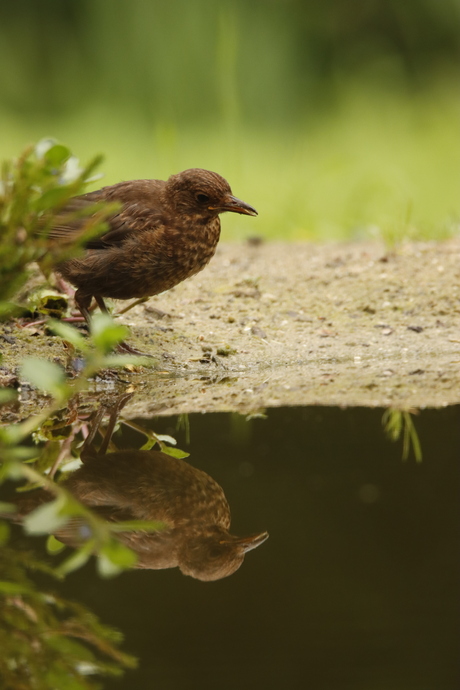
[382,408,422,462]
[0,139,119,316]
[0,546,137,690]
[0,140,156,688]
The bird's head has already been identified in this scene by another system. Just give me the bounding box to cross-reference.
[179,527,269,581]
[165,168,257,221]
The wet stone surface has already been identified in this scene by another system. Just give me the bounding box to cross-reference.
[1,238,460,417]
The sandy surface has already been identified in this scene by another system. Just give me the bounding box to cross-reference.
[1,238,460,418]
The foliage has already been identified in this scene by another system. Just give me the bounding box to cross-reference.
[0,139,172,575]
[0,139,118,316]
[0,139,148,444]
[0,140,156,686]
[0,546,137,690]
[382,408,422,462]
[0,391,184,690]
[121,417,190,459]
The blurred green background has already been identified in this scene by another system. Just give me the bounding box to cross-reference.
[1,0,459,240]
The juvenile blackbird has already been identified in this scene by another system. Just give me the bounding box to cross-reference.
[50,169,257,340]
[59,449,267,580]
[6,399,268,581]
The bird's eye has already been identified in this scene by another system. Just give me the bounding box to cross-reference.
[196,193,210,204]
[208,545,223,559]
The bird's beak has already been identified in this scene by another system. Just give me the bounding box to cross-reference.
[210,195,258,217]
[234,531,269,553]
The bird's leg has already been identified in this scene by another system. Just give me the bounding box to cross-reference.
[80,393,134,462]
[94,295,109,314]
[80,405,107,463]
[74,290,93,331]
[97,393,133,455]
[97,295,154,357]
[77,291,154,357]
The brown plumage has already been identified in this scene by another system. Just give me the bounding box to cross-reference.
[6,398,268,581]
[58,449,267,580]
[51,169,257,338]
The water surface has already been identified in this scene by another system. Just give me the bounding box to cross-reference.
[46,404,460,689]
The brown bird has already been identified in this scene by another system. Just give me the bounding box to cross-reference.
[50,169,257,350]
[60,450,268,580]
[6,398,268,581]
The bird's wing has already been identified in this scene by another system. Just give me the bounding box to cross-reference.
[51,505,141,546]
[84,203,166,249]
[44,181,166,248]
[40,190,108,243]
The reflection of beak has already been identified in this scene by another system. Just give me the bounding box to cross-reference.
[234,531,269,553]
[210,195,258,217]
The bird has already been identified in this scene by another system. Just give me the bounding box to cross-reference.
[48,169,257,351]
[5,397,268,581]
[59,449,268,580]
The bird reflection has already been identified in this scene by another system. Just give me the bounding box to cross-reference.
[17,396,268,581]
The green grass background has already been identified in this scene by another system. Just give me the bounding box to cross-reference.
[1,1,459,242]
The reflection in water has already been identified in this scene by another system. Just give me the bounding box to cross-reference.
[10,397,268,581]
[2,402,458,690]
[382,408,422,461]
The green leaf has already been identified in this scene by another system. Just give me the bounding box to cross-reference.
[21,357,66,397]
[27,288,69,317]
[34,185,74,212]
[155,433,177,445]
[46,534,66,554]
[43,143,71,167]
[91,313,128,353]
[46,636,96,662]
[160,445,190,459]
[48,319,88,351]
[23,497,68,535]
[0,459,25,479]
[97,555,125,578]
[102,540,138,567]
[1,445,40,461]
[139,438,158,451]
[0,501,16,514]
[0,580,30,594]
[56,541,94,577]
[97,540,137,577]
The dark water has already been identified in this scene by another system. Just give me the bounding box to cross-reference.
[6,405,460,689]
